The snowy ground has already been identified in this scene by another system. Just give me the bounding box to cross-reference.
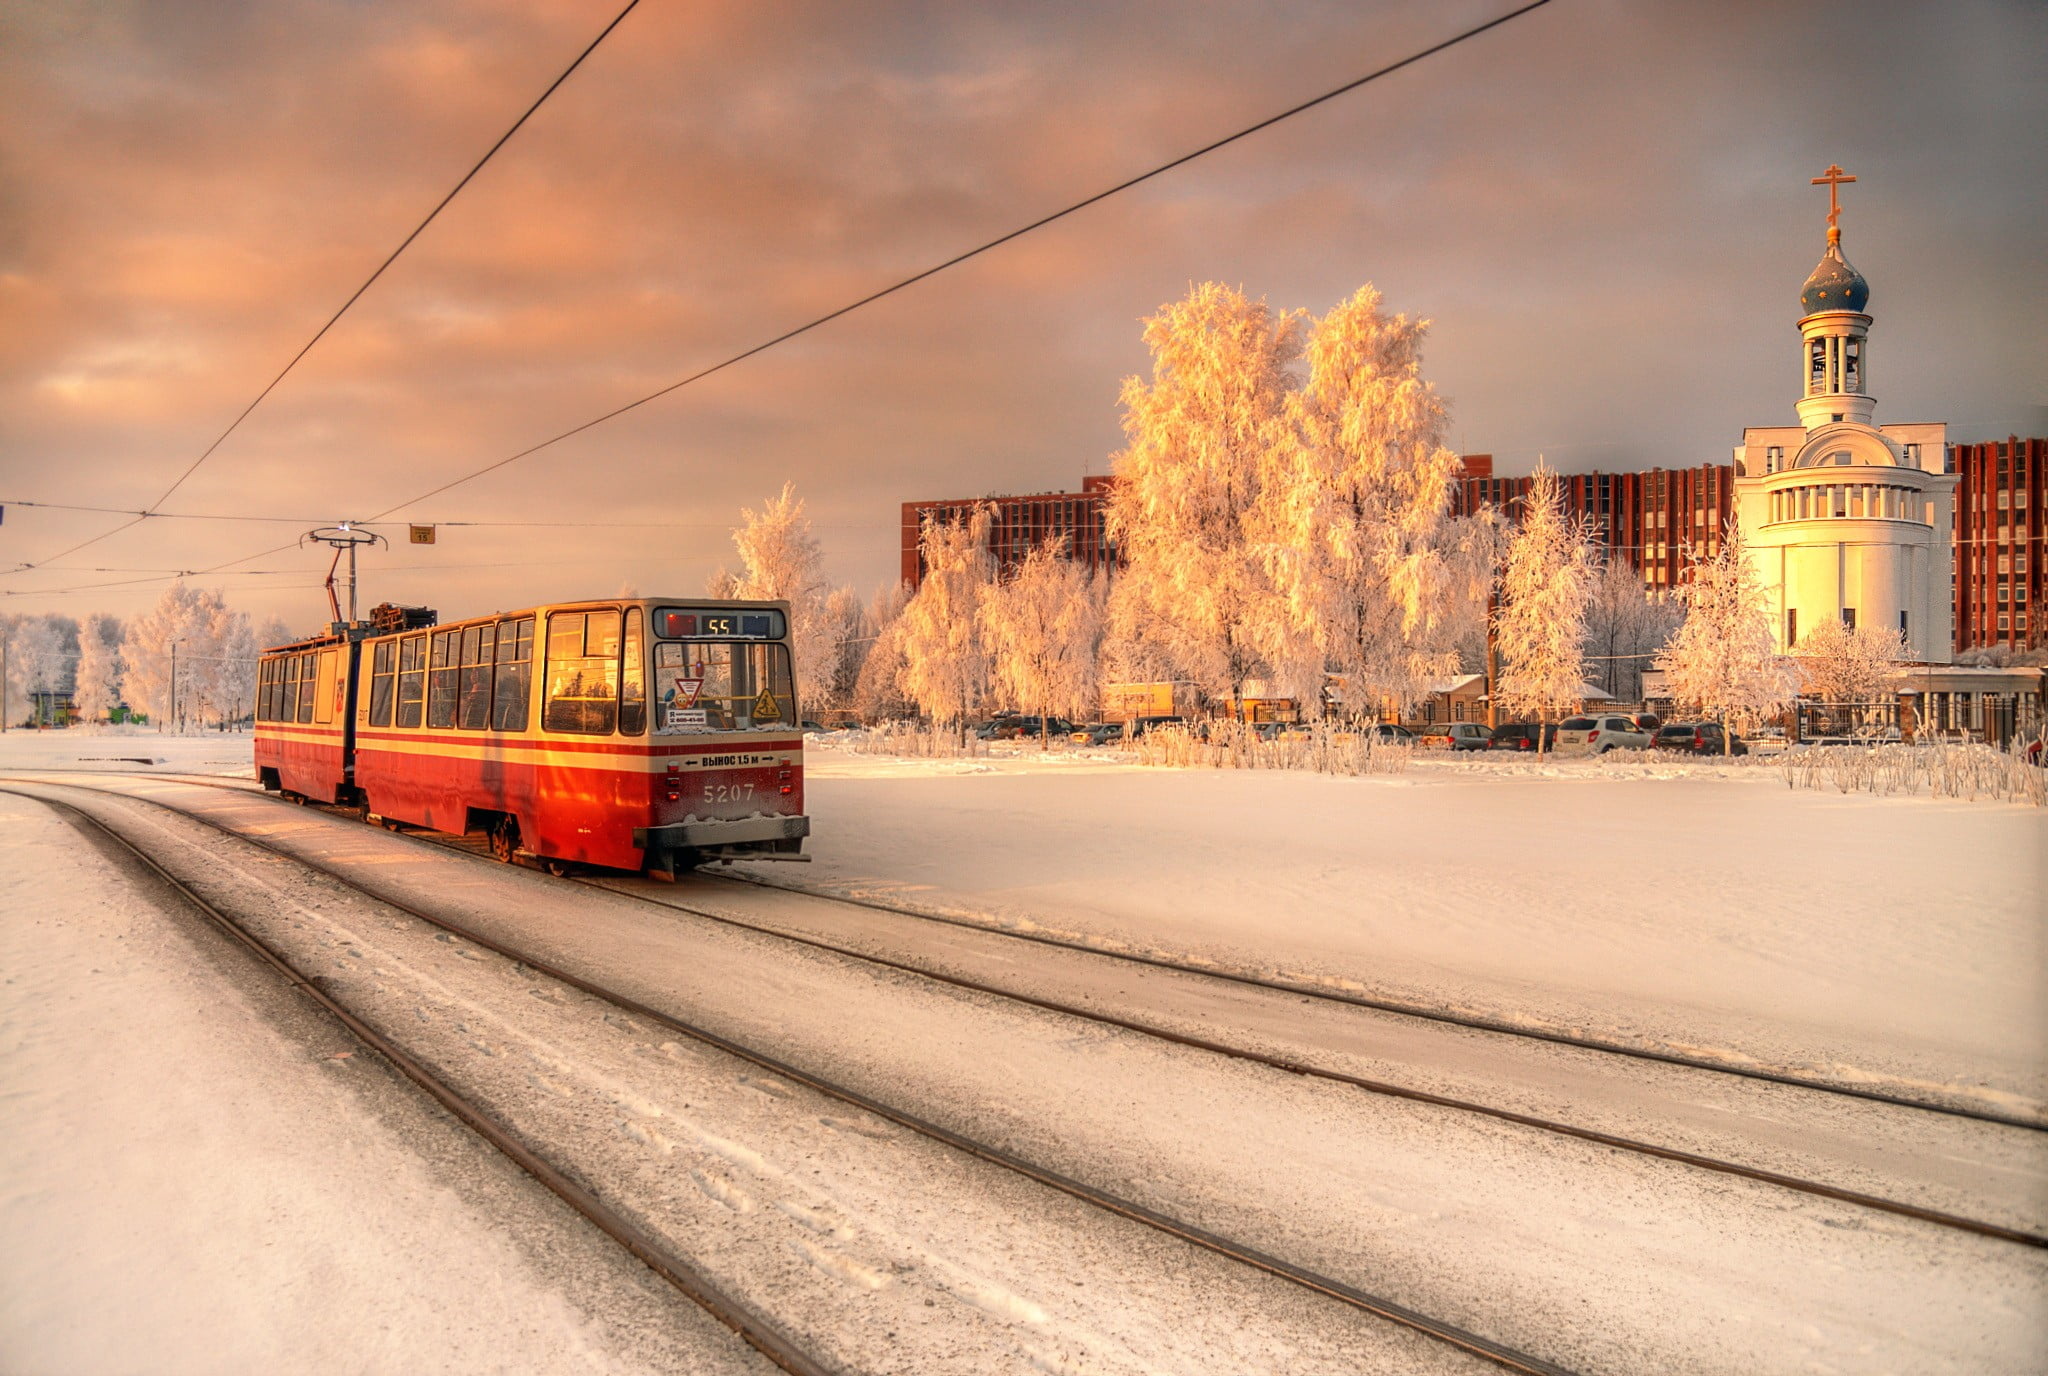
[793,733,2048,1117]
[3,726,2044,1372]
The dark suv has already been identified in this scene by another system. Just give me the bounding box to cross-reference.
[1653,722,1748,756]
[1486,722,1560,752]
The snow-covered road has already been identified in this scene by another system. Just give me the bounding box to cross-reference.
[4,731,2043,1373]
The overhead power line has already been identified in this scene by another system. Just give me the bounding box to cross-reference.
[4,0,642,579]
[10,0,1553,601]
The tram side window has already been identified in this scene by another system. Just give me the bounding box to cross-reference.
[619,608,646,736]
[427,630,459,729]
[395,635,427,728]
[544,610,621,734]
[368,641,396,727]
[296,654,317,724]
[257,660,273,722]
[458,623,496,730]
[492,617,533,731]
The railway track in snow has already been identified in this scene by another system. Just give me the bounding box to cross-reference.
[20,769,2048,1255]
[8,776,1579,1376]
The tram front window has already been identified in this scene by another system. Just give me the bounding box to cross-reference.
[654,640,794,734]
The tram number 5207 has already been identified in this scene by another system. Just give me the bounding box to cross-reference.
[704,781,755,804]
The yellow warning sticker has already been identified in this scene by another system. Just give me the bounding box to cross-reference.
[752,689,783,721]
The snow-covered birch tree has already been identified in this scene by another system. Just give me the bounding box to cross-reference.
[72,613,123,727]
[896,505,995,733]
[730,482,832,714]
[1,614,75,727]
[1493,462,1597,753]
[1258,286,1472,711]
[980,537,1104,742]
[1655,522,1795,752]
[1107,282,1305,709]
[121,582,232,731]
[1581,557,1683,701]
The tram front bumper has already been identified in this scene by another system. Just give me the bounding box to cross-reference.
[634,814,811,853]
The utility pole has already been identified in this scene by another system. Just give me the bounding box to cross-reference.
[170,639,179,734]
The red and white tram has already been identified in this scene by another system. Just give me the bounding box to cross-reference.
[254,598,808,874]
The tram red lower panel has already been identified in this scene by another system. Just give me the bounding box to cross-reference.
[352,737,804,872]
[254,727,348,804]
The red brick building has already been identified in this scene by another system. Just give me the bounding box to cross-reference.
[1450,455,1737,591]
[1952,437,2044,652]
[901,476,1119,589]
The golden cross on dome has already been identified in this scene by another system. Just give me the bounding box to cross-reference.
[1811,163,1856,233]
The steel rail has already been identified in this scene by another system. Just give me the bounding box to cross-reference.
[43,766,2048,1132]
[1,785,835,1376]
[707,869,2048,1132]
[19,769,2048,1249]
[10,777,1580,1376]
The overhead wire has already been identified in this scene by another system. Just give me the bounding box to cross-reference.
[10,0,1555,602]
[3,0,642,578]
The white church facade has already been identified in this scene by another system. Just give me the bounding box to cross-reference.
[1731,166,1957,664]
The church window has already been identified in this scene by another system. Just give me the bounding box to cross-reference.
[1842,608,1856,630]
[1786,609,1798,646]
[1844,339,1862,392]
[1832,414,1844,423]
[1766,445,1784,473]
[1831,451,1851,465]
[1850,488,1866,518]
[1833,487,1846,518]
[1809,340,1826,394]
[1899,610,1909,638]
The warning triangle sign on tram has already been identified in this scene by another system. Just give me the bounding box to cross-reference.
[752,689,783,721]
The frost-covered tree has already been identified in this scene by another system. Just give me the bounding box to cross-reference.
[704,567,740,598]
[980,537,1104,742]
[121,582,236,731]
[1493,462,1596,752]
[1794,617,1906,706]
[853,580,914,722]
[814,584,867,717]
[1263,286,1469,710]
[212,612,258,729]
[1,613,76,728]
[73,613,124,727]
[1107,282,1306,708]
[1581,557,1683,701]
[730,482,833,714]
[1655,522,1795,752]
[896,505,995,733]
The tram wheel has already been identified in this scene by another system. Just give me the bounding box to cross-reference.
[489,816,520,864]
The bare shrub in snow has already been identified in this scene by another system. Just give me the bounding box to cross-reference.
[1656,522,1795,751]
[1493,461,1595,751]
[896,505,995,732]
[1132,719,1411,776]
[980,538,1103,743]
[1107,283,1306,707]
[1779,741,2044,807]
[846,722,989,760]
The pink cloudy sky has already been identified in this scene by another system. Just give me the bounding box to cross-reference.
[2,0,2042,630]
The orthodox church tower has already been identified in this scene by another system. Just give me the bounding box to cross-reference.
[1733,166,1955,662]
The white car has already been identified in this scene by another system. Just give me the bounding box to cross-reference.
[1556,714,1652,754]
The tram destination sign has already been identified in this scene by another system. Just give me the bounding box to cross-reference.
[657,608,786,640]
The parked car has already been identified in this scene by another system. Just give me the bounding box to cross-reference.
[1556,714,1653,754]
[1629,712,1662,734]
[1486,722,1561,752]
[1420,722,1491,750]
[991,715,1074,740]
[1368,722,1417,745]
[973,714,1022,739]
[1070,722,1122,746]
[1653,721,1749,756]
[1125,715,1188,738]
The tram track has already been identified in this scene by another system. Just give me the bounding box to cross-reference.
[70,768,2040,1130]
[6,784,830,1376]
[16,770,2046,1254]
[5,776,1580,1376]
[706,869,2047,1133]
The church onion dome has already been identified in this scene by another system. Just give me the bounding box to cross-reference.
[1801,232,1869,315]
